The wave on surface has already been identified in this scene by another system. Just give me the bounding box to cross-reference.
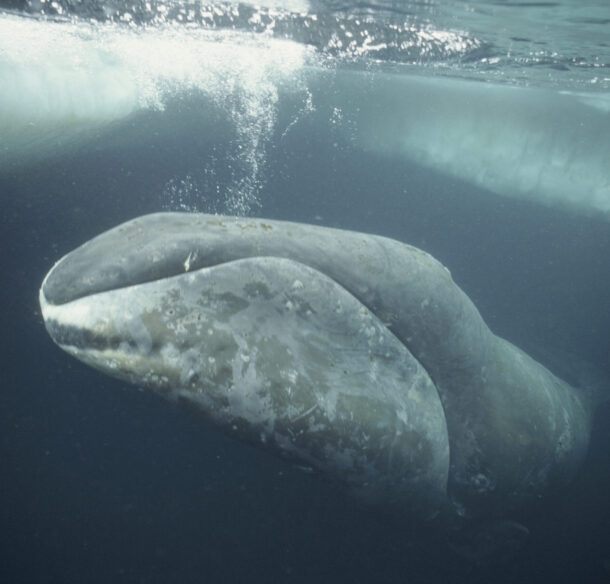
[11,0,609,88]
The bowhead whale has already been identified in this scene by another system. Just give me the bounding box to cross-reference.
[39,213,594,521]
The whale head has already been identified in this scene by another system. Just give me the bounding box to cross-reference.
[39,213,451,517]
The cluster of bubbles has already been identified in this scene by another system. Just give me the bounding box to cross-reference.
[161,174,204,213]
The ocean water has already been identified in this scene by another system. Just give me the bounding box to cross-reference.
[1,0,609,582]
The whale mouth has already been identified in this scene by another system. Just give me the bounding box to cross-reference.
[39,212,411,362]
[39,211,450,387]
[38,252,319,355]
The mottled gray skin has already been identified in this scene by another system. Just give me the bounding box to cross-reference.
[40,213,591,519]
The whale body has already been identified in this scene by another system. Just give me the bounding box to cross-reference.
[39,213,592,520]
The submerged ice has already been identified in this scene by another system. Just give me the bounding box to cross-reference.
[0,1,609,216]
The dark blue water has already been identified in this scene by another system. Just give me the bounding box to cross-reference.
[1,1,610,582]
